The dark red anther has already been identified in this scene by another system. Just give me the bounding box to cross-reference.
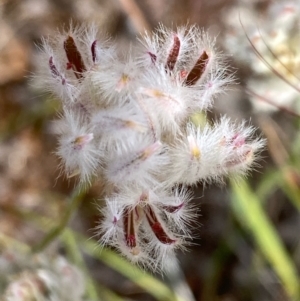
[145,205,176,244]
[64,36,86,79]
[185,50,209,86]
[49,57,65,85]
[147,52,157,64]
[162,203,184,213]
[165,35,181,71]
[49,57,60,77]
[91,40,97,63]
[123,207,137,248]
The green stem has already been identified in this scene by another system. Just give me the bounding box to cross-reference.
[32,184,85,253]
[76,233,182,301]
[63,229,100,301]
[6,202,181,301]
[64,230,127,301]
[0,232,31,253]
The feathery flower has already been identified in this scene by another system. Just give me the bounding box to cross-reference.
[38,23,264,271]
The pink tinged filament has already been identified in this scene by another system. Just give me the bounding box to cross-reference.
[139,191,148,203]
[113,216,118,225]
[91,40,97,63]
[49,57,66,85]
[64,36,86,79]
[109,141,161,183]
[230,133,246,148]
[147,52,157,64]
[179,70,188,80]
[72,133,94,150]
[126,141,160,172]
[165,35,181,71]
[123,207,137,248]
[225,146,252,168]
[283,5,296,14]
[144,205,176,244]
[184,50,209,86]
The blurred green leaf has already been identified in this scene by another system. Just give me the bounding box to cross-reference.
[231,179,300,300]
[77,234,183,301]
[32,184,86,253]
[8,205,182,301]
[278,168,300,212]
[256,169,281,200]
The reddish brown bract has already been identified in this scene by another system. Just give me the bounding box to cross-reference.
[165,35,181,71]
[64,36,86,79]
[185,50,209,86]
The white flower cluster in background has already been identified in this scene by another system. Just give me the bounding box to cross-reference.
[1,250,86,301]
[38,24,264,271]
[222,0,300,113]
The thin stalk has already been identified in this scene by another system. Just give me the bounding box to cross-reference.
[32,184,85,253]
[63,229,100,301]
[231,179,300,300]
[5,205,179,301]
[76,233,182,301]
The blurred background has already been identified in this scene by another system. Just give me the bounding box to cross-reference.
[1,0,300,300]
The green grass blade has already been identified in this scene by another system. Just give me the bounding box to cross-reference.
[76,234,183,301]
[231,179,300,300]
[32,184,86,253]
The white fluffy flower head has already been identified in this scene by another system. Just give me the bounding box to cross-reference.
[38,23,265,272]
